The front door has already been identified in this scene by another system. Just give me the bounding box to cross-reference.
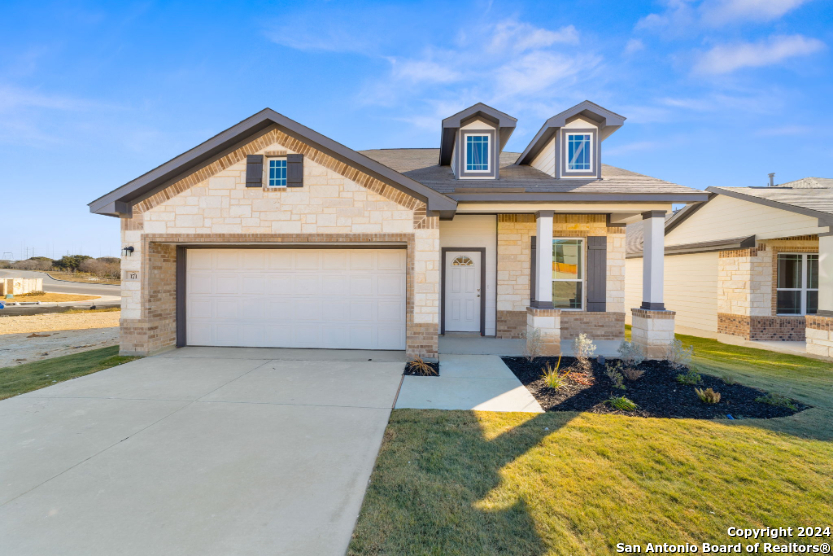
[445,251,481,332]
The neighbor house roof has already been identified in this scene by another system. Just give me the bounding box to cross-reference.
[89,108,458,217]
[625,215,754,258]
[361,148,708,202]
[707,184,833,222]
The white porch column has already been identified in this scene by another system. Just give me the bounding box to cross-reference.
[641,210,666,310]
[806,232,833,359]
[818,233,833,316]
[534,210,554,308]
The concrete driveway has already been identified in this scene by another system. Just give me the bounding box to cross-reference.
[0,347,405,556]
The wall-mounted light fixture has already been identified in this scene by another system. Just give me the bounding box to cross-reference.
[122,246,135,257]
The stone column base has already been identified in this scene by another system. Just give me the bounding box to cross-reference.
[805,316,833,358]
[631,308,676,360]
[527,307,561,356]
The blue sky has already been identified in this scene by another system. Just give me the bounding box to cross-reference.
[0,0,830,259]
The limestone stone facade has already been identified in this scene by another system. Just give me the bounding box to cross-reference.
[119,128,440,358]
[716,237,818,341]
[527,307,561,356]
[805,316,833,358]
[631,308,676,360]
[496,213,626,342]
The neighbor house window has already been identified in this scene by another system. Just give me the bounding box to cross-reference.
[566,133,592,171]
[552,238,584,310]
[776,253,818,315]
[268,158,287,187]
[465,134,490,172]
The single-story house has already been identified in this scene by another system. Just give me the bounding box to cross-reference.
[89,101,708,360]
[625,177,833,358]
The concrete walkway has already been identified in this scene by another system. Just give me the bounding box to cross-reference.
[395,354,543,413]
[0,347,405,556]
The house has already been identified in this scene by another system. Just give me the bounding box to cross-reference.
[89,101,707,361]
[625,177,833,359]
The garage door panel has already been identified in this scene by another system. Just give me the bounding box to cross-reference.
[187,248,405,350]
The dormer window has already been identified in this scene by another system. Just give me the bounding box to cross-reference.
[465,134,490,172]
[567,133,592,171]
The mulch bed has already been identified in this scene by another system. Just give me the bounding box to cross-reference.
[404,361,440,376]
[502,356,809,419]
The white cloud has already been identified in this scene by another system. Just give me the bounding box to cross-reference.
[700,0,812,25]
[489,21,579,53]
[387,58,462,84]
[493,51,600,101]
[0,85,95,113]
[624,39,645,55]
[692,34,825,74]
[637,0,811,30]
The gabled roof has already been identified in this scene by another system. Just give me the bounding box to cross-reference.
[438,103,517,166]
[89,108,457,217]
[361,149,708,202]
[515,100,626,166]
[706,183,833,223]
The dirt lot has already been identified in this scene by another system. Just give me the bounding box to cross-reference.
[0,328,120,367]
[7,292,100,303]
[0,311,120,335]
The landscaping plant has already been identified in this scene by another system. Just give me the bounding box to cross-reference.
[621,367,645,381]
[666,338,694,371]
[541,357,567,391]
[605,362,626,390]
[524,328,544,363]
[755,392,797,410]
[617,340,645,367]
[607,396,638,411]
[695,387,721,404]
[676,368,703,385]
[573,333,596,373]
[408,358,438,376]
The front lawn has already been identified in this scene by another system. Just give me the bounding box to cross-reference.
[349,335,833,555]
[0,346,138,400]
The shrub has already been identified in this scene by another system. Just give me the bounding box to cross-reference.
[608,396,638,411]
[524,328,543,363]
[617,340,645,368]
[622,367,645,381]
[571,372,595,386]
[573,333,597,361]
[79,257,121,279]
[541,357,567,390]
[676,369,702,385]
[755,393,797,410]
[18,291,46,297]
[695,387,721,404]
[722,375,737,385]
[408,358,438,376]
[666,339,693,370]
[605,362,626,390]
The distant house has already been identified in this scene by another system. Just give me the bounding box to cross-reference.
[626,177,833,359]
[89,101,707,360]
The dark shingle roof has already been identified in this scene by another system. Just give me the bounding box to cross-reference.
[359,148,700,195]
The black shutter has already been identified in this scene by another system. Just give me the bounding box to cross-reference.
[287,154,304,187]
[586,236,607,312]
[530,235,536,304]
[246,155,263,188]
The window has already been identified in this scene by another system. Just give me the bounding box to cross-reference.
[566,133,592,171]
[552,238,584,310]
[452,256,474,266]
[268,158,287,187]
[465,134,490,172]
[776,253,818,315]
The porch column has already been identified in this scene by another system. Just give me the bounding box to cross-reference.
[534,210,553,308]
[641,210,666,310]
[632,210,676,360]
[806,232,833,358]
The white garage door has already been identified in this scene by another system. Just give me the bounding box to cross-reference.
[186,248,407,350]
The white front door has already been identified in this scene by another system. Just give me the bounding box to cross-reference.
[445,251,481,332]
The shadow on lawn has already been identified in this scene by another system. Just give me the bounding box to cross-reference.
[350,409,576,556]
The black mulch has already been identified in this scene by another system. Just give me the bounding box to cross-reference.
[404,361,440,376]
[502,356,809,419]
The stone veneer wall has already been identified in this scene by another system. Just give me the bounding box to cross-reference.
[495,214,626,339]
[717,237,818,341]
[631,308,675,360]
[119,129,440,358]
[805,316,833,358]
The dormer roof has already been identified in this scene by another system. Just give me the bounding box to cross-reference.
[515,100,626,166]
[438,103,517,166]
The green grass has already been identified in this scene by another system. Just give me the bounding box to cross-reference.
[349,334,833,555]
[0,346,138,400]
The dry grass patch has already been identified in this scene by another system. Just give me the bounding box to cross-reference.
[8,292,99,303]
[0,310,120,334]
[47,271,120,285]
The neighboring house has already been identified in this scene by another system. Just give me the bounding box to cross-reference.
[625,177,833,358]
[89,101,706,360]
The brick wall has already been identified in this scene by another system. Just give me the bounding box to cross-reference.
[496,310,527,339]
[560,312,626,341]
[717,313,806,341]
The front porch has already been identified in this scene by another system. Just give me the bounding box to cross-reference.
[439,332,623,358]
